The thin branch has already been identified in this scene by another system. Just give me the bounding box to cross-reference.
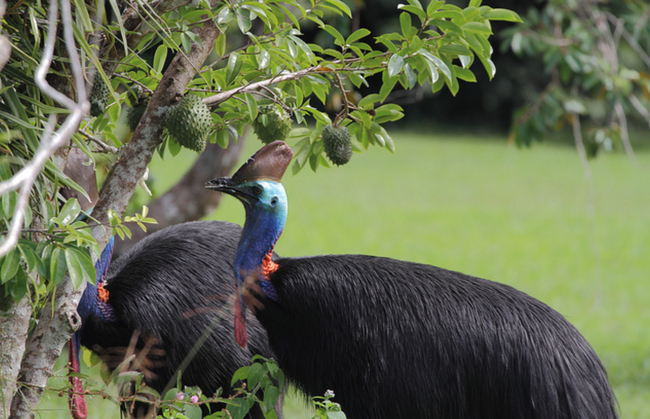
[571,112,592,182]
[78,130,120,154]
[629,94,650,129]
[0,0,89,258]
[614,100,638,165]
[605,12,650,68]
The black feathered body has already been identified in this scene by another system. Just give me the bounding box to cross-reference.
[79,221,273,417]
[255,254,617,419]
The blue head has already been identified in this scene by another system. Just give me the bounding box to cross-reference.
[206,141,293,347]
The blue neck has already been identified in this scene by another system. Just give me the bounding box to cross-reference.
[234,181,288,283]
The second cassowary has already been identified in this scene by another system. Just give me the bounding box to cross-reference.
[69,221,276,419]
[206,141,618,419]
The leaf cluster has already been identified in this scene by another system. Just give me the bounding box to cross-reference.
[502,0,650,156]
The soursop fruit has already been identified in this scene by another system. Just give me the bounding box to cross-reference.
[89,77,109,117]
[252,105,291,145]
[164,94,211,153]
[322,124,352,166]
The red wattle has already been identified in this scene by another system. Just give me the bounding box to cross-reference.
[68,340,89,419]
[234,296,248,349]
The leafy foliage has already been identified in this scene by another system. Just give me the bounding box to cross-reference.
[502,0,650,157]
[0,0,519,413]
[0,0,519,327]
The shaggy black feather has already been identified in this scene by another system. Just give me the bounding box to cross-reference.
[253,254,618,419]
[79,221,275,418]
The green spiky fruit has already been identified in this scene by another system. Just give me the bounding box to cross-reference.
[89,77,109,117]
[164,94,211,153]
[252,105,291,145]
[127,97,150,132]
[322,124,352,166]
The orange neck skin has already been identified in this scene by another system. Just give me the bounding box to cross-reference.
[261,250,279,278]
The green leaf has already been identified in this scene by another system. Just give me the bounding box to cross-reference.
[264,385,280,414]
[453,66,477,82]
[1,247,21,283]
[418,50,452,82]
[50,247,67,285]
[168,137,182,157]
[226,53,243,86]
[8,268,28,302]
[215,32,227,57]
[17,242,37,272]
[439,43,472,56]
[430,10,464,21]
[64,248,84,289]
[476,53,496,79]
[403,63,416,89]
[463,21,492,35]
[257,48,271,69]
[237,9,252,33]
[72,0,93,31]
[181,33,193,54]
[483,8,522,22]
[322,0,352,17]
[387,54,405,78]
[58,199,81,226]
[288,35,315,63]
[398,5,426,23]
[346,28,371,45]
[399,11,414,38]
[245,93,258,120]
[153,45,168,75]
[227,395,255,419]
[231,366,250,386]
[183,404,202,419]
[379,73,399,103]
[322,25,345,46]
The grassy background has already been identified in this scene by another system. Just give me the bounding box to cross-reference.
[38,131,650,418]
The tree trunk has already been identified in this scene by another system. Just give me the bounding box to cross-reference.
[9,16,221,419]
[113,137,246,258]
[0,296,31,419]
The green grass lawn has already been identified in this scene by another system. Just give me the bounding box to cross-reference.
[39,131,650,418]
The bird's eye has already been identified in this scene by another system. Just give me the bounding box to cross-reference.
[252,185,263,196]
[271,197,278,206]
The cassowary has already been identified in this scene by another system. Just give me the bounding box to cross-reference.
[206,141,619,419]
[68,221,277,419]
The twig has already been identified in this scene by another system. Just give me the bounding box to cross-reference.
[78,130,120,153]
[629,94,650,129]
[614,100,637,165]
[0,0,89,258]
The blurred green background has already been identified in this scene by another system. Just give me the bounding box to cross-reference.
[39,131,650,418]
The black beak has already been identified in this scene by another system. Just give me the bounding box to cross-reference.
[206,177,258,205]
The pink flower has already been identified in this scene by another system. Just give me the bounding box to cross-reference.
[190,395,199,404]
[176,392,184,401]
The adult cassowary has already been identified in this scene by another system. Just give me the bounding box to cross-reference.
[68,221,276,419]
[206,141,618,419]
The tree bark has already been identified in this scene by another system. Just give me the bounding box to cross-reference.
[113,137,246,258]
[0,296,31,419]
[9,18,221,419]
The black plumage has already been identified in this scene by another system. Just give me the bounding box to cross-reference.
[75,221,276,418]
[207,141,619,419]
[257,255,617,419]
